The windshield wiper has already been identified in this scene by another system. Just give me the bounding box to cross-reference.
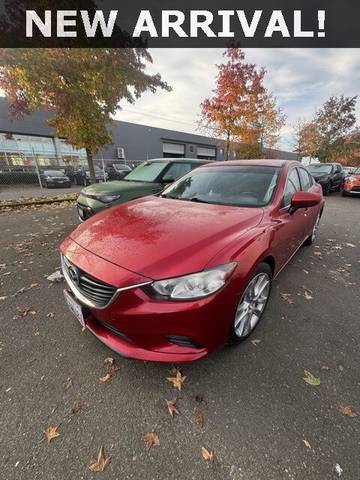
[160,193,178,199]
[187,197,211,204]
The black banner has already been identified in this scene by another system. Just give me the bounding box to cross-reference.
[0,0,358,48]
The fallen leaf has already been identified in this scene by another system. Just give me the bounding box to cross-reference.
[0,296,7,301]
[303,370,320,386]
[104,357,115,366]
[201,447,214,462]
[334,463,343,477]
[166,399,179,418]
[195,395,204,404]
[46,312,55,318]
[144,432,160,450]
[63,377,72,390]
[46,271,64,283]
[303,439,311,449]
[70,399,82,415]
[44,425,60,444]
[29,283,39,288]
[280,293,294,304]
[303,290,313,300]
[345,243,356,248]
[99,373,112,383]
[167,369,186,390]
[195,410,204,427]
[338,404,357,418]
[89,446,111,472]
[251,339,261,346]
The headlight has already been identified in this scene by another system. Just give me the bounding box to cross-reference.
[147,262,237,300]
[98,194,121,203]
[348,176,356,182]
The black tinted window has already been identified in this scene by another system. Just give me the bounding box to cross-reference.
[298,168,312,191]
[283,169,301,206]
[162,166,280,207]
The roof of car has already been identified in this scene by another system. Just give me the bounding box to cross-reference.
[203,159,293,168]
[148,158,212,164]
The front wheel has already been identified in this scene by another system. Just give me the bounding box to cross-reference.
[303,213,321,246]
[323,183,331,196]
[229,263,272,345]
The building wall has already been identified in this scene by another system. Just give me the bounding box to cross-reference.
[0,97,298,163]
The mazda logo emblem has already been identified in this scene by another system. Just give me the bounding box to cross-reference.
[68,266,79,285]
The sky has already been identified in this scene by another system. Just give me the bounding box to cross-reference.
[115,48,360,151]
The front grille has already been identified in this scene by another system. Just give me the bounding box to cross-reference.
[61,255,117,308]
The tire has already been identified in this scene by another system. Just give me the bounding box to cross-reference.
[303,213,321,246]
[229,263,273,345]
[323,183,331,196]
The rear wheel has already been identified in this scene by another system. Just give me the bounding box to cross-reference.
[323,183,331,196]
[229,263,272,345]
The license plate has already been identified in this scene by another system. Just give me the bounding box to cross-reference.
[64,290,85,327]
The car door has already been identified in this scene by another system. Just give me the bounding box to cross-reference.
[272,168,306,269]
[333,164,344,188]
[297,167,320,239]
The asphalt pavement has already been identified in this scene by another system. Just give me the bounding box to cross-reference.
[0,195,359,480]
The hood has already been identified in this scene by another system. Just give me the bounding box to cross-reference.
[81,180,158,196]
[68,196,264,279]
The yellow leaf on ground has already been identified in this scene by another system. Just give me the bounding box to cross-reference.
[338,404,357,417]
[201,447,214,461]
[99,373,112,383]
[144,432,160,450]
[44,425,60,444]
[303,370,320,386]
[303,439,311,449]
[167,369,186,390]
[89,446,111,472]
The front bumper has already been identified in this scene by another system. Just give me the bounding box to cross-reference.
[343,183,360,195]
[60,239,237,362]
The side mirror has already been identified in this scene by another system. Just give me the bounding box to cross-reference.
[161,176,175,183]
[290,191,322,213]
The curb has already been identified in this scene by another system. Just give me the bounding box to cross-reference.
[0,196,77,209]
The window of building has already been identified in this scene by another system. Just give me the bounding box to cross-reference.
[162,142,185,158]
[197,146,216,160]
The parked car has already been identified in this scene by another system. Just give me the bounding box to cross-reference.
[61,159,324,362]
[343,166,355,177]
[343,166,360,196]
[106,163,132,180]
[74,166,107,186]
[76,158,210,221]
[40,170,71,188]
[307,163,345,195]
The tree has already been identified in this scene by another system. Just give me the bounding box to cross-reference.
[244,93,286,156]
[0,48,171,182]
[291,119,319,161]
[314,95,357,162]
[200,48,266,160]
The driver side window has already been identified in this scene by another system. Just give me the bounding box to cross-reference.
[283,169,301,207]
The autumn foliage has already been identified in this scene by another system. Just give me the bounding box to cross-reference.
[0,48,171,181]
[200,49,285,159]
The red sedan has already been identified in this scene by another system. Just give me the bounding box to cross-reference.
[343,167,360,196]
[60,160,324,362]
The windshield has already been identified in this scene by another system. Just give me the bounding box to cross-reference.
[308,164,333,174]
[161,166,281,207]
[353,167,360,174]
[124,161,168,182]
[44,170,64,177]
[113,164,131,171]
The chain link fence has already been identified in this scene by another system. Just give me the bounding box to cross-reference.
[0,154,143,202]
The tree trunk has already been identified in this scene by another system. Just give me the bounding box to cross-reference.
[225,131,230,161]
[86,148,96,184]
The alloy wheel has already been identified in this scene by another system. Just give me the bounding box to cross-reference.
[234,273,271,338]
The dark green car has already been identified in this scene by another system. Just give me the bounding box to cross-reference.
[77,158,210,221]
